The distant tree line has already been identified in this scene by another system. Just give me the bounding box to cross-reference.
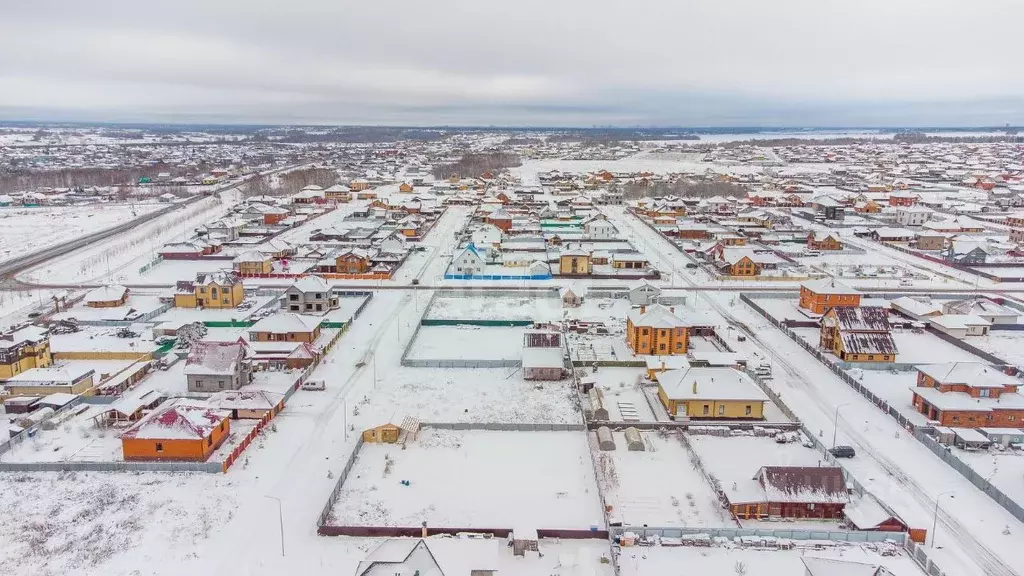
[432,152,522,179]
[278,167,338,191]
[707,133,1021,149]
[0,161,210,191]
[613,179,748,200]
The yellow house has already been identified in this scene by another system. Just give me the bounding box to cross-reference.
[656,366,768,420]
[232,250,273,276]
[3,366,95,397]
[0,326,53,380]
[362,423,401,443]
[559,249,592,275]
[174,270,245,308]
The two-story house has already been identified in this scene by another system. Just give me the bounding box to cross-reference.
[280,275,338,314]
[912,362,1024,427]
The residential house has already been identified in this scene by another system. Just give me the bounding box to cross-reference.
[803,558,896,576]
[243,340,318,370]
[584,218,617,240]
[854,200,881,213]
[871,227,915,243]
[929,314,992,337]
[160,239,222,259]
[915,232,949,251]
[912,362,1024,427]
[746,466,849,520]
[0,326,53,380]
[2,366,94,396]
[806,231,843,251]
[85,284,129,308]
[121,399,231,461]
[206,389,282,419]
[451,243,486,276]
[559,248,592,275]
[895,206,932,227]
[184,340,250,393]
[487,207,513,232]
[820,307,898,362]
[470,224,503,248]
[324,184,351,202]
[248,313,323,343]
[889,191,921,207]
[945,240,988,265]
[232,250,273,276]
[799,278,861,314]
[628,280,661,305]
[281,275,338,314]
[656,366,768,419]
[943,298,1018,325]
[626,304,690,355]
[353,538,498,576]
[174,270,244,308]
[323,248,373,274]
[890,296,943,321]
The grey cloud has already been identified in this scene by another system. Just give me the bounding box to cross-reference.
[1,0,1023,125]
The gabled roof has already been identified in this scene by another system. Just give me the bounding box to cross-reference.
[827,306,891,332]
[121,399,229,441]
[801,278,859,295]
[755,466,849,504]
[184,341,244,376]
[658,366,768,402]
[85,284,128,303]
[627,303,688,329]
[249,313,323,334]
[916,362,1019,389]
[290,275,331,293]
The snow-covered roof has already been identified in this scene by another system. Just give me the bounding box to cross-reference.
[801,278,859,295]
[627,303,689,329]
[206,389,282,411]
[121,399,229,441]
[289,275,331,293]
[85,284,128,304]
[916,362,1019,388]
[912,386,1024,412]
[232,250,268,264]
[929,314,992,329]
[521,346,564,369]
[755,466,850,504]
[249,313,323,334]
[843,496,903,531]
[890,296,942,317]
[184,341,244,376]
[658,367,768,402]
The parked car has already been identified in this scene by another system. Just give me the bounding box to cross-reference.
[829,445,856,458]
[301,379,326,391]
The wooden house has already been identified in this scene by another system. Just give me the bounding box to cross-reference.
[232,250,273,276]
[806,231,843,251]
[558,249,592,275]
[748,466,849,520]
[657,366,767,419]
[85,285,129,308]
[173,270,244,308]
[626,304,690,355]
[820,307,898,362]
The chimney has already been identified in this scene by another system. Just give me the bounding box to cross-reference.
[421,521,428,538]
[670,307,675,314]
[692,381,698,394]
[640,305,646,314]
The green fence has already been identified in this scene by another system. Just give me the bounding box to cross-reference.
[420,319,534,327]
[203,320,255,328]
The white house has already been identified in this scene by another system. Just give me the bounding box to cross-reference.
[584,219,617,240]
[943,298,1019,325]
[929,314,992,337]
[895,206,932,227]
[451,243,486,276]
[629,279,662,305]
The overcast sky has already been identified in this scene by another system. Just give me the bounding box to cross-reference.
[1,0,1022,127]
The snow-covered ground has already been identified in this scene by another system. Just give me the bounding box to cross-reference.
[330,429,604,529]
[0,203,163,265]
[595,430,731,528]
[406,325,527,361]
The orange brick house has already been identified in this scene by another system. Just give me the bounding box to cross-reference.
[912,362,1024,427]
[799,279,861,314]
[121,400,230,461]
[806,231,843,251]
[888,191,921,207]
[626,304,690,355]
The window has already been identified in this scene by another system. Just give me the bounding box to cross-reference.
[703,405,710,416]
[289,294,298,301]
[315,304,323,311]
[222,298,229,304]
[979,389,990,398]
[952,416,959,423]
[315,293,323,299]
[641,329,649,336]
[718,405,725,416]
[290,305,299,312]
[659,343,666,351]
[305,303,312,310]
[155,443,163,452]
[218,380,225,389]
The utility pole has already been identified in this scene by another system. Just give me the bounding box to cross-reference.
[264,495,285,556]
[832,403,849,449]
[931,492,955,548]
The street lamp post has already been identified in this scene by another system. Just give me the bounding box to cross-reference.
[931,491,955,548]
[264,495,285,556]
[832,403,849,449]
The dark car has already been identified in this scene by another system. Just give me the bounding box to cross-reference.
[829,445,856,458]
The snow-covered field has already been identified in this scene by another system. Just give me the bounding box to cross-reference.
[0,204,163,265]
[595,430,731,528]
[330,429,604,529]
[425,295,563,322]
[968,330,1024,366]
[406,325,527,361]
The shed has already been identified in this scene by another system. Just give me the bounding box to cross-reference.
[596,426,615,451]
[36,393,79,411]
[623,427,644,451]
[560,285,582,308]
[588,387,609,421]
[952,427,991,450]
[932,426,956,445]
[979,427,1024,447]
[843,495,908,532]
[3,396,40,415]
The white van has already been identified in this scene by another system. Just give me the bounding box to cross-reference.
[301,379,326,391]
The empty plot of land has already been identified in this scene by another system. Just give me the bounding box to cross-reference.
[594,431,730,527]
[330,429,604,529]
[0,204,162,264]
[426,296,563,322]
[406,325,526,361]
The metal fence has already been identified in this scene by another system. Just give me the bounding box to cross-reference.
[400,358,521,368]
[740,292,1024,524]
[422,422,586,432]
[608,525,906,544]
[317,436,365,529]
[0,460,223,473]
[905,539,951,576]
